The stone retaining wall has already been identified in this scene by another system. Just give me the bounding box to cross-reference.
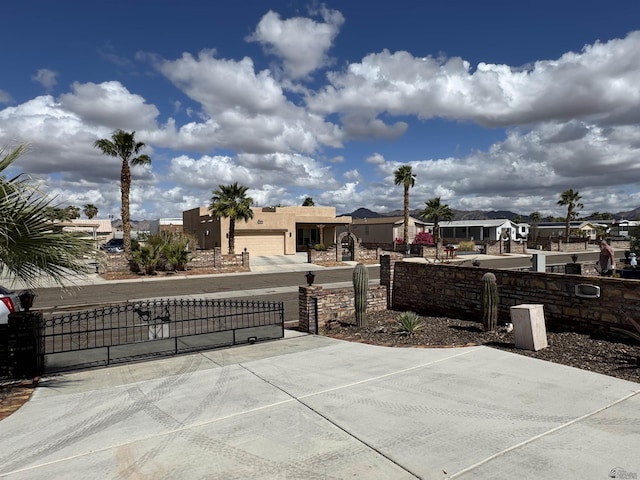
[298,284,387,332]
[386,256,640,336]
[308,246,402,265]
[103,247,249,274]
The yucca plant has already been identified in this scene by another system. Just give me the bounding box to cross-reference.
[394,311,425,336]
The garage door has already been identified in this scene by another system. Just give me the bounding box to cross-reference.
[235,234,284,256]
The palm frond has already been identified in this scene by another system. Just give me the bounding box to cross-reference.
[0,145,94,287]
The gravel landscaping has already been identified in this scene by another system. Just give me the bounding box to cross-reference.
[322,310,640,384]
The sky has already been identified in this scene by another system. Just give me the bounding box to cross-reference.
[2,1,640,220]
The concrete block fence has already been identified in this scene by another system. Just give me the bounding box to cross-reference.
[298,255,639,337]
[386,256,640,336]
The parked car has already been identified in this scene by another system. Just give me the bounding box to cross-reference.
[101,238,124,253]
[0,286,22,324]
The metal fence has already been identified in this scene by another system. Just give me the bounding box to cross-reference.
[40,298,284,371]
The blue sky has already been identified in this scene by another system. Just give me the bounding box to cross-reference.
[2,1,640,220]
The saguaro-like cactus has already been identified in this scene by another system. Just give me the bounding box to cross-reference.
[353,263,369,327]
[481,272,499,331]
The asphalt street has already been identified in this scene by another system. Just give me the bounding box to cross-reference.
[31,266,380,325]
[28,250,604,325]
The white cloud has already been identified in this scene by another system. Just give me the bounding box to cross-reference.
[343,169,362,181]
[0,90,12,104]
[318,182,361,211]
[366,153,385,165]
[154,50,343,153]
[31,69,58,90]
[246,7,344,80]
[59,81,159,131]
[307,32,640,128]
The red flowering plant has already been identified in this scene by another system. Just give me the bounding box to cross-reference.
[394,237,405,245]
[413,231,434,245]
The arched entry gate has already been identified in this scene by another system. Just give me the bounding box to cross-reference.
[336,232,358,261]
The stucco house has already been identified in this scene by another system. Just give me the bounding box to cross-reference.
[183,205,352,256]
[336,216,431,245]
[438,219,529,243]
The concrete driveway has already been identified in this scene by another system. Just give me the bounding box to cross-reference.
[0,332,638,479]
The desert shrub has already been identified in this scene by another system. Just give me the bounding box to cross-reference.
[132,244,160,275]
[314,243,327,251]
[457,240,476,252]
[394,311,425,336]
[131,232,193,273]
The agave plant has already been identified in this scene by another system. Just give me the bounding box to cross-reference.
[394,311,425,336]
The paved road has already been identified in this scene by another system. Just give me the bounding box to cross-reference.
[32,266,381,325]
[30,250,606,323]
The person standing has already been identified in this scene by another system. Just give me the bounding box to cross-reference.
[598,240,615,276]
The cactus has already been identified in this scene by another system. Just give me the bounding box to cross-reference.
[481,272,499,331]
[353,263,369,327]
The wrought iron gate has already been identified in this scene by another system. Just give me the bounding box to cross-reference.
[39,298,284,371]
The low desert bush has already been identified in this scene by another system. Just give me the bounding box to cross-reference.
[457,240,476,252]
[394,311,425,336]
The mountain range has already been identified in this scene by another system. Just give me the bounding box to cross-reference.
[344,207,640,222]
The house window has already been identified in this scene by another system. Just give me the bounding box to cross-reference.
[297,227,319,247]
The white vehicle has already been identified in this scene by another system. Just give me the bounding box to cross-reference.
[0,286,22,324]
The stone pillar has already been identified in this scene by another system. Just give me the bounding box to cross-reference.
[7,312,43,378]
[213,246,222,267]
[242,250,250,268]
[298,285,323,333]
[510,304,548,351]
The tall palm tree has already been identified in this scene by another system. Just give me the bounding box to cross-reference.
[83,203,98,219]
[529,211,542,241]
[0,144,94,288]
[557,189,583,242]
[65,205,80,219]
[393,165,416,244]
[209,183,254,254]
[420,197,454,255]
[94,130,151,257]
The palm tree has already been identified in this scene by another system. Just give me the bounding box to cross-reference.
[393,165,416,245]
[44,206,72,221]
[65,205,80,219]
[0,145,94,287]
[557,189,583,242]
[302,196,315,206]
[529,211,542,241]
[209,183,254,254]
[83,203,98,219]
[94,130,151,257]
[420,197,454,256]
